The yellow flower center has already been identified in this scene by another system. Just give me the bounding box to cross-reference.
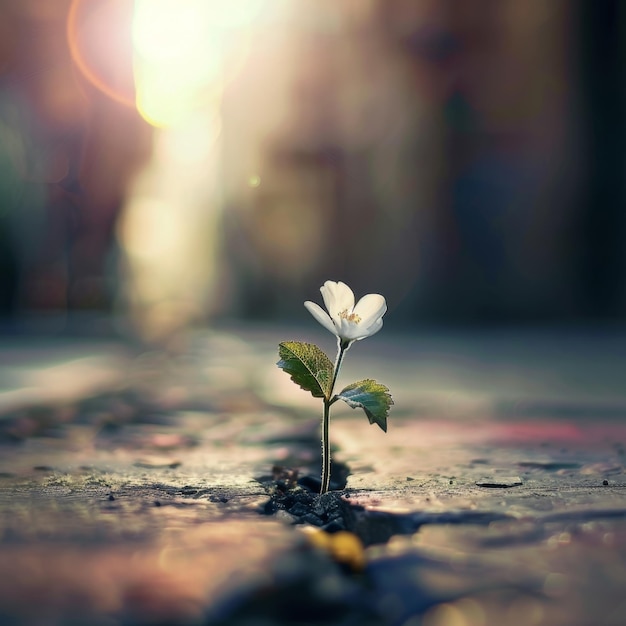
[339,309,361,324]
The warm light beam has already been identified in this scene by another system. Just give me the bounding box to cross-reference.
[132,0,267,127]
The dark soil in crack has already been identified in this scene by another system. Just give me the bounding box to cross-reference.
[255,419,518,547]
[256,456,408,545]
[257,465,514,547]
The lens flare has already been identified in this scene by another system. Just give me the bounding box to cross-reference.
[66,0,135,107]
[132,0,267,127]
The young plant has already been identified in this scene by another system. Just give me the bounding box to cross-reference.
[277,280,393,494]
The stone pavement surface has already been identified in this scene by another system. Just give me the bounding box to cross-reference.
[1,326,626,625]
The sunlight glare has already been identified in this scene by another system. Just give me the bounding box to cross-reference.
[120,0,274,340]
[132,0,268,127]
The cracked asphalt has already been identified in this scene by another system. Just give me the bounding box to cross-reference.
[1,326,626,625]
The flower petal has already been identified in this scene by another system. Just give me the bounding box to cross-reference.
[304,301,338,336]
[320,281,355,320]
[359,317,383,339]
[336,317,364,341]
[352,294,387,327]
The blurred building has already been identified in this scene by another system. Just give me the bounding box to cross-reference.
[0,0,149,331]
[1,0,625,337]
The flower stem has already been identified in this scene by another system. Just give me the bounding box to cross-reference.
[320,399,331,494]
[320,341,348,495]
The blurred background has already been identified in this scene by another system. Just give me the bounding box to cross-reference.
[1,0,625,343]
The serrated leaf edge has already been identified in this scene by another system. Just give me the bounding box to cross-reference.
[277,341,334,399]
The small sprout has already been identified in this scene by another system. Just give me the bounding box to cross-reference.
[277,280,393,494]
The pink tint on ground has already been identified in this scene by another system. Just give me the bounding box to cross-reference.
[485,421,626,446]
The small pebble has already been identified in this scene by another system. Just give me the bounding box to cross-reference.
[275,510,298,524]
[108,494,115,501]
[603,480,609,486]
[302,513,324,526]
[322,520,346,533]
[289,503,310,517]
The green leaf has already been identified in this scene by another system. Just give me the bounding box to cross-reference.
[277,341,334,399]
[335,379,393,432]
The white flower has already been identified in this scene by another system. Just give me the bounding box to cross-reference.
[304,280,387,344]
